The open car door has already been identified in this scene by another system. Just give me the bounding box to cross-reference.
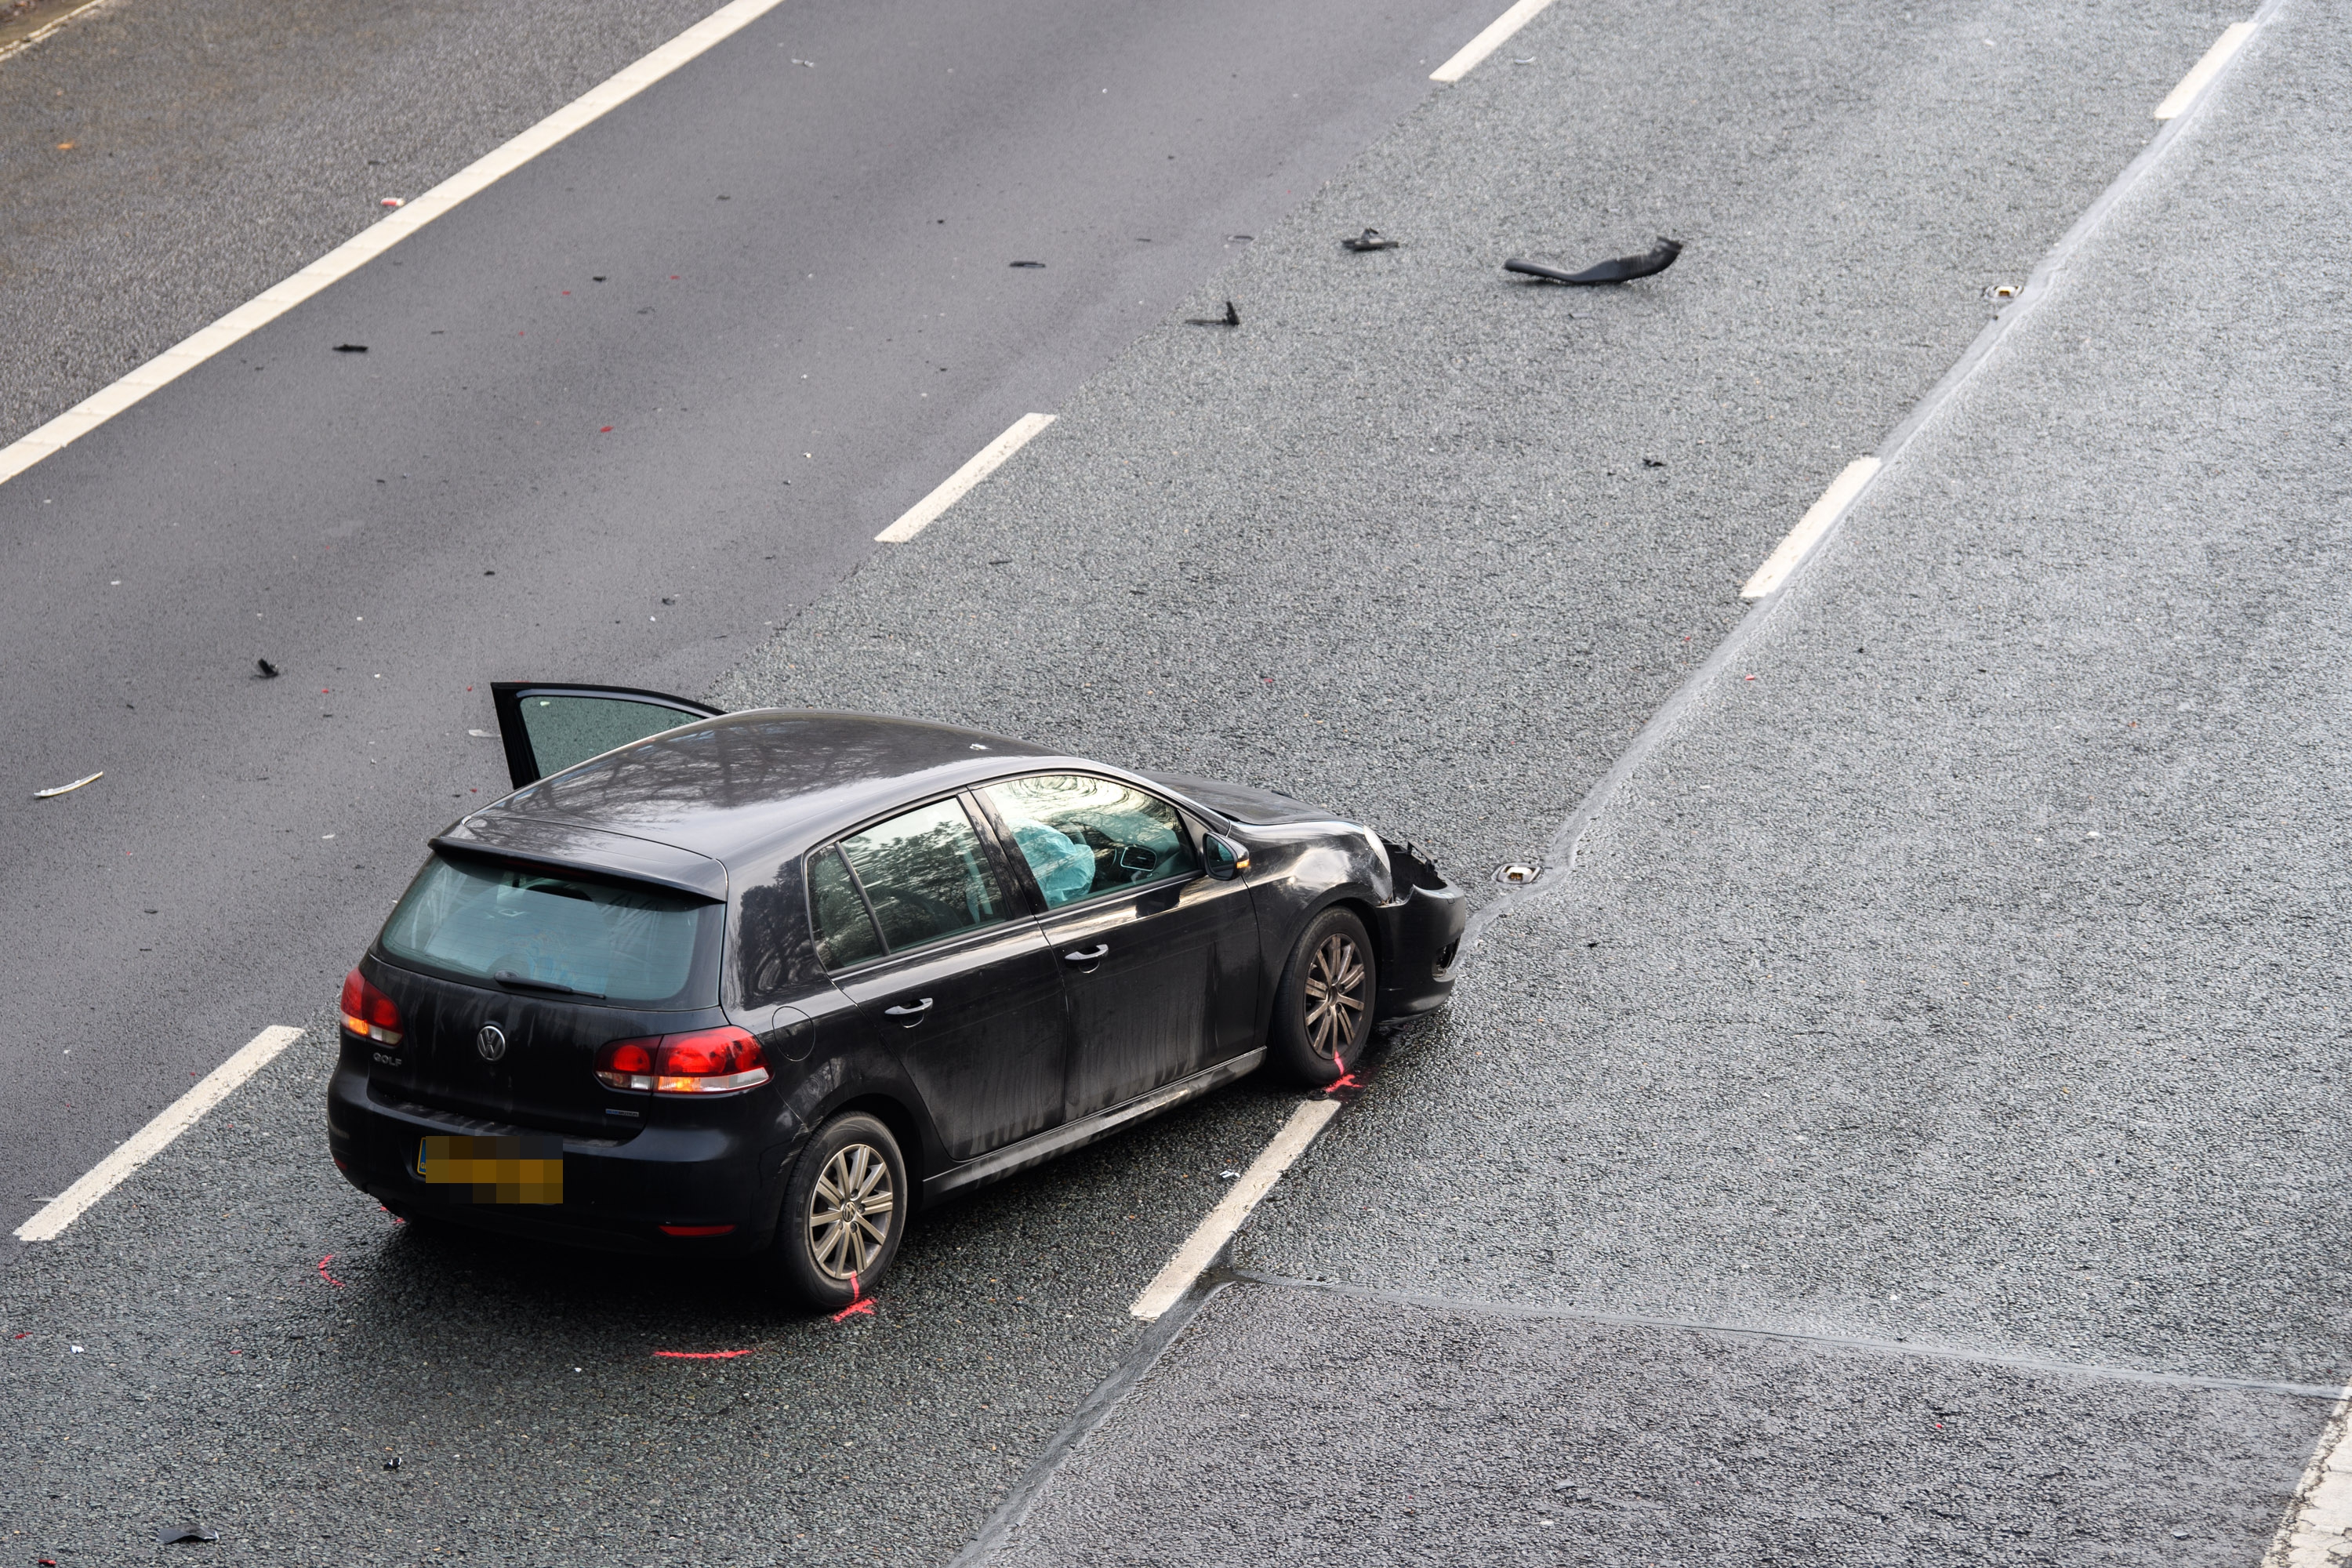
[490,683,724,789]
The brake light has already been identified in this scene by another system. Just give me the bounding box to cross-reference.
[339,968,403,1045]
[595,1028,768,1095]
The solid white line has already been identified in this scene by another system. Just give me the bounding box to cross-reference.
[2154,21,2256,119]
[13,1025,303,1241]
[2267,1391,2352,1566]
[874,413,1056,543]
[0,0,795,492]
[1430,0,1559,84]
[1130,1097,1341,1321]
[1738,456,1882,601]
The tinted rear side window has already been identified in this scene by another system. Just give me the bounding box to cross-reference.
[380,854,717,1005]
[836,797,1008,955]
[807,847,884,971]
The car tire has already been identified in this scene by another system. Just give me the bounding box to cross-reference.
[1267,906,1377,1085]
[765,1112,909,1312]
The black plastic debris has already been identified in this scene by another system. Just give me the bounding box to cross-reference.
[256,658,281,678]
[1184,300,1241,327]
[1008,260,1045,269]
[332,343,368,354]
[1641,456,1665,469]
[1341,228,1399,252]
[158,1526,219,1544]
[383,1456,402,1471]
[1505,238,1682,285]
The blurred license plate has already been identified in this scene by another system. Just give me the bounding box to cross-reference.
[416,1135,564,1204]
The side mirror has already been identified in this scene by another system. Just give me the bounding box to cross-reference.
[1203,833,1250,881]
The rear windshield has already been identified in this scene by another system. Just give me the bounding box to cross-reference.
[379,853,719,1006]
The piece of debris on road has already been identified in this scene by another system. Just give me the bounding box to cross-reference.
[1505,238,1683,285]
[34,771,102,799]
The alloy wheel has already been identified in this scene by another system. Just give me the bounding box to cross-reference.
[808,1142,895,1279]
[1301,932,1367,1061]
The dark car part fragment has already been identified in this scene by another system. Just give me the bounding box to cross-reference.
[1505,238,1682,285]
[1341,228,1399,252]
[1185,300,1241,326]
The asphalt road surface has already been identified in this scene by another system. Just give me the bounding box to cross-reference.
[0,0,1501,1235]
[7,0,2347,1563]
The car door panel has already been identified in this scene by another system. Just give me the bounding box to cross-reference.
[491,683,722,787]
[1043,872,1255,1119]
[803,795,1072,1164]
[837,926,1070,1161]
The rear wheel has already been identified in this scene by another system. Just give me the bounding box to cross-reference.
[766,1112,908,1311]
[1267,907,1377,1085]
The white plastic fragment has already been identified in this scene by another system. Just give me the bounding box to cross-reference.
[34,771,103,799]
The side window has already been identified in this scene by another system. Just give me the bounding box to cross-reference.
[980,775,1200,909]
[835,797,1011,956]
[807,847,884,971]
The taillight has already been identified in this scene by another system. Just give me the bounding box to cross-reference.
[339,968,403,1045]
[595,1027,768,1095]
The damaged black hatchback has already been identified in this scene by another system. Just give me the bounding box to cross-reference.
[328,685,1465,1309]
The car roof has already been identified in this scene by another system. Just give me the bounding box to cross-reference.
[441,710,1066,890]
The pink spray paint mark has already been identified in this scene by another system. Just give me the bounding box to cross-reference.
[318,1254,347,1288]
[1322,1048,1359,1095]
[831,1270,874,1323]
[653,1348,754,1359]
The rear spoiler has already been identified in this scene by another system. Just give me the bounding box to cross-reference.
[432,814,728,901]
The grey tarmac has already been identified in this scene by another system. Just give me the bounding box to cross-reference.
[5,0,2345,1563]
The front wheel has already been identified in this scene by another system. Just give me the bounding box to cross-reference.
[764,1112,908,1311]
[1267,907,1377,1085]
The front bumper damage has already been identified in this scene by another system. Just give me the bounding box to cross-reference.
[1373,838,1467,1018]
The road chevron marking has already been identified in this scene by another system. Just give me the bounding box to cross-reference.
[14,1025,303,1242]
[0,0,797,493]
[1129,1097,1341,1321]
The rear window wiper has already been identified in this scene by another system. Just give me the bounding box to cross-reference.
[491,970,606,1000]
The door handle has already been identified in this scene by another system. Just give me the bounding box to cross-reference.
[1063,944,1110,964]
[883,996,934,1024]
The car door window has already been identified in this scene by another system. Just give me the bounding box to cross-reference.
[806,846,885,971]
[833,797,1011,956]
[490,683,721,786]
[980,775,1200,909]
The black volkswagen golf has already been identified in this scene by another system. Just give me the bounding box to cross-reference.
[328,684,1464,1308]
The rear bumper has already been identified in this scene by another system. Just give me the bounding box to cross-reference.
[326,1059,796,1257]
[1373,880,1468,1018]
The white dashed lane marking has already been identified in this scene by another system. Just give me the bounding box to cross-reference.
[1429,0,1560,84]
[875,413,1056,543]
[14,1025,303,1242]
[2154,21,2257,120]
[1130,1097,1341,1321]
[1739,456,1881,601]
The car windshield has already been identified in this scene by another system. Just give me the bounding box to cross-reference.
[379,853,717,1004]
